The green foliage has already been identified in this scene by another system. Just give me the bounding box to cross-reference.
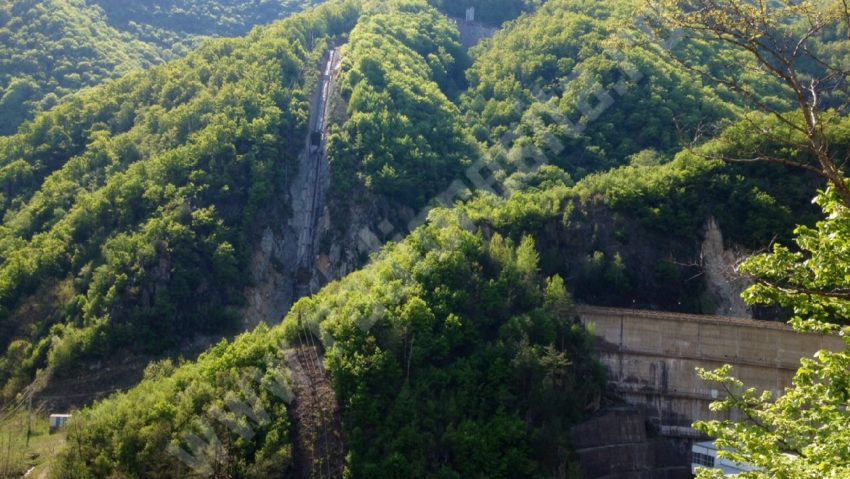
[454,116,828,311]
[53,325,295,479]
[282,208,603,478]
[92,0,323,52]
[0,0,160,135]
[695,342,850,479]
[697,191,850,476]
[740,190,850,329]
[0,1,360,399]
[0,0,323,135]
[329,0,476,208]
[462,0,737,179]
[64,202,604,478]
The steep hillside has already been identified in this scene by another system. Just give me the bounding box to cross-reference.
[19,0,850,478]
[54,202,603,479]
[0,0,360,400]
[462,0,740,178]
[0,0,324,135]
[316,0,827,316]
[282,0,477,306]
[53,325,294,478]
[0,0,160,134]
[91,0,324,55]
[329,2,472,208]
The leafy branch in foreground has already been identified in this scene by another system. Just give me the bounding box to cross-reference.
[741,190,850,329]
[694,339,850,479]
[695,165,850,478]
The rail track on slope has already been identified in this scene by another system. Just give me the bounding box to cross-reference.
[285,47,346,479]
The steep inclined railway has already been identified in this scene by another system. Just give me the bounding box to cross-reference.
[285,321,346,479]
[292,47,340,301]
[242,46,343,327]
[285,48,346,479]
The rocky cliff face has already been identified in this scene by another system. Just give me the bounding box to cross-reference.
[242,224,297,328]
[700,217,751,317]
[240,46,406,328]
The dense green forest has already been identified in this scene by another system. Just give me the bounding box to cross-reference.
[55,206,603,478]
[461,0,741,178]
[0,0,322,135]
[54,325,293,478]
[0,1,360,399]
[0,0,160,135]
[92,0,321,40]
[329,0,474,208]
[282,210,602,478]
[3,0,850,477]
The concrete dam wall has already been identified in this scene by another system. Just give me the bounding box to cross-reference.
[576,306,845,437]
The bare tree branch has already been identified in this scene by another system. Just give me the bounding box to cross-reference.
[645,0,850,207]
[753,277,850,299]
[705,154,830,178]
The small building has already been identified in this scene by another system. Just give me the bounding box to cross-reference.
[465,7,475,23]
[49,414,72,433]
[692,441,754,475]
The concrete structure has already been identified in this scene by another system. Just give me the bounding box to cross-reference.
[453,19,497,49]
[571,408,691,479]
[576,306,845,437]
[49,414,71,432]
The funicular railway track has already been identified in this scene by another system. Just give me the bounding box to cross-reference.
[293,47,339,301]
[285,46,345,479]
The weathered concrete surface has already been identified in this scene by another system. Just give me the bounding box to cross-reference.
[450,18,498,48]
[577,306,845,436]
[571,408,691,479]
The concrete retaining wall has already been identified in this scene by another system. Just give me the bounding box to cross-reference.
[571,408,691,479]
[577,306,845,434]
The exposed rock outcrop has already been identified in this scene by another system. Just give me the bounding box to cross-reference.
[700,217,751,317]
[242,48,342,327]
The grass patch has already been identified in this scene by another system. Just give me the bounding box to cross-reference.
[0,410,66,478]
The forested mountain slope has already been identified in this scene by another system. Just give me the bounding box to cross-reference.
[329,1,472,208]
[449,0,831,311]
[54,198,604,479]
[462,0,740,178]
[94,0,318,37]
[4,0,850,477]
[0,0,160,135]
[46,6,605,478]
[0,0,360,399]
[0,0,323,135]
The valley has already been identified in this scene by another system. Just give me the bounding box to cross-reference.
[1,0,849,478]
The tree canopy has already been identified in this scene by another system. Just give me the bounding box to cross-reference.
[329,0,475,208]
[0,0,360,400]
[0,0,323,134]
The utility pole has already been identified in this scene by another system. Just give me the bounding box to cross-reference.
[25,393,32,447]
